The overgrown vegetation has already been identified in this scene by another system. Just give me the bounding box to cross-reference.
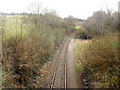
[74,9,119,88]
[1,10,75,88]
[83,10,118,36]
[1,2,119,88]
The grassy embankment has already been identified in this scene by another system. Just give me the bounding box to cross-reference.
[74,31,118,88]
[1,14,66,88]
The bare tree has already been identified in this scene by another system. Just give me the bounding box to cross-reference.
[84,9,118,36]
[28,2,45,14]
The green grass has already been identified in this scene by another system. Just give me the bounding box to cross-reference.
[2,15,29,41]
[74,61,82,72]
[75,25,90,36]
[74,25,81,29]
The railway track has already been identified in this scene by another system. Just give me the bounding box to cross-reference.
[49,36,73,89]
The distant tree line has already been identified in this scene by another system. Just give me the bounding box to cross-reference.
[83,10,119,36]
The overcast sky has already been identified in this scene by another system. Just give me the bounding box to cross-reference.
[0,0,119,19]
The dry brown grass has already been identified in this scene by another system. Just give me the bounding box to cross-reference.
[75,31,119,88]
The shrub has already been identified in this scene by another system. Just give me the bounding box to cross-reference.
[76,26,89,36]
[2,13,67,88]
[75,31,119,88]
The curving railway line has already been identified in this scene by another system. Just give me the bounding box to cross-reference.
[50,37,72,89]
[45,35,79,89]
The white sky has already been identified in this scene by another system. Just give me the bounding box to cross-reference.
[0,0,119,19]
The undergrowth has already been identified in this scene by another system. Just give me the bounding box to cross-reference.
[74,31,119,88]
[2,14,72,88]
